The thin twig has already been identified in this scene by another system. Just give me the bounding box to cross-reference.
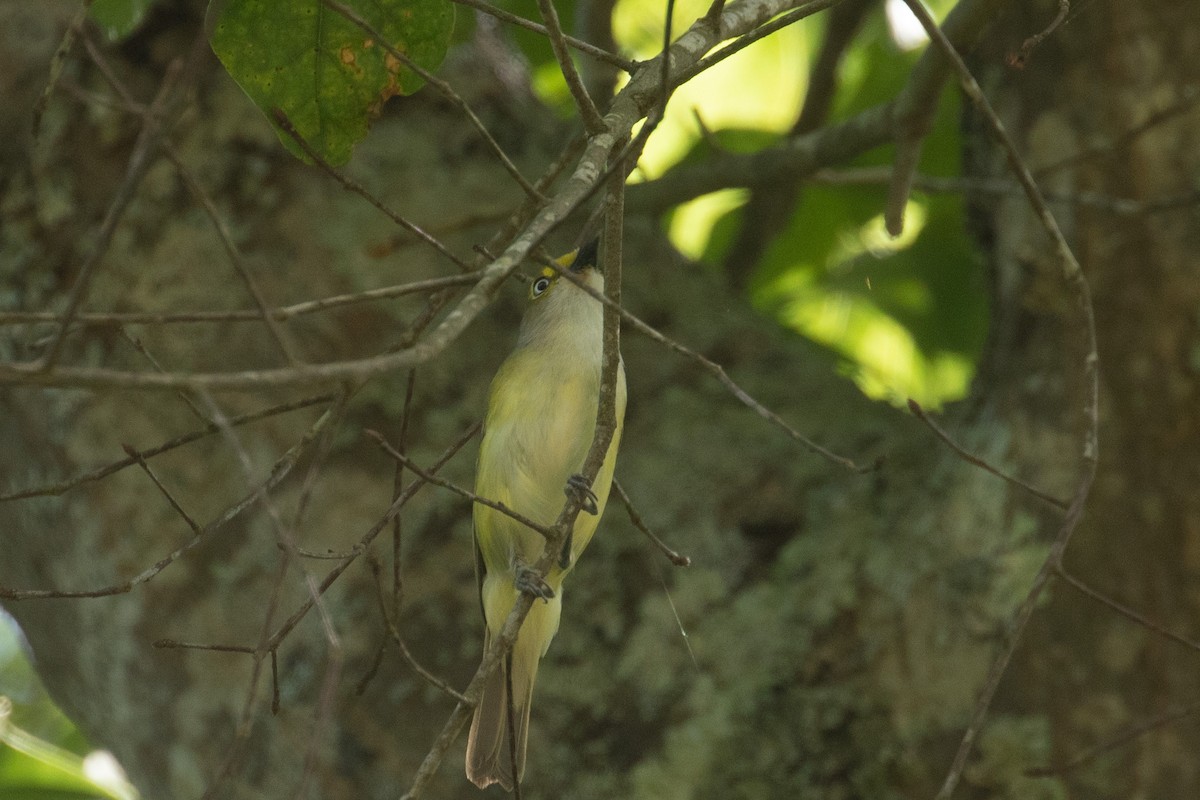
[673,0,842,87]
[0,397,344,600]
[534,0,607,134]
[319,0,542,200]
[897,3,1101,798]
[806,166,1200,215]
[263,423,482,652]
[358,371,418,696]
[354,642,388,696]
[907,399,1068,511]
[1025,700,1200,778]
[119,328,209,424]
[1006,0,1069,68]
[449,0,636,72]
[366,557,470,704]
[32,3,89,141]
[0,393,332,502]
[1055,567,1200,654]
[122,444,203,536]
[0,275,479,329]
[544,256,870,472]
[201,556,292,800]
[272,109,476,272]
[168,151,302,365]
[612,479,691,566]
[393,372,416,621]
[153,640,257,653]
[193,386,350,800]
[367,429,554,540]
[36,52,184,369]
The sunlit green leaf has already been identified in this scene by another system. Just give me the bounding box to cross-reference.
[211,0,455,165]
[746,185,986,407]
[89,0,157,41]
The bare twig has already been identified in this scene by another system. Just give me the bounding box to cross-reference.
[60,25,299,366]
[35,51,184,369]
[0,275,479,329]
[907,399,1068,511]
[356,370,418,696]
[673,0,842,87]
[153,640,257,653]
[263,423,482,652]
[122,444,203,536]
[366,557,469,704]
[193,386,350,800]
[366,430,554,540]
[1026,699,1200,778]
[545,257,870,472]
[0,394,332,502]
[612,479,691,566]
[1,0,841,395]
[534,0,607,133]
[0,397,344,600]
[32,4,89,140]
[319,0,542,200]
[119,328,209,424]
[272,109,476,272]
[201,556,292,800]
[1055,567,1200,654]
[449,0,636,72]
[393,372,417,620]
[1006,0,1069,68]
[629,0,1008,216]
[168,152,302,365]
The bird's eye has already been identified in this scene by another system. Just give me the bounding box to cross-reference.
[531,276,552,298]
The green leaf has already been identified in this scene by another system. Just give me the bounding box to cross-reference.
[211,0,455,165]
[89,0,157,40]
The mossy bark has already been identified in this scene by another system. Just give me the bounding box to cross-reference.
[1,2,1197,799]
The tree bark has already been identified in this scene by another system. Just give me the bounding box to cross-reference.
[1,2,1197,799]
[969,1,1200,796]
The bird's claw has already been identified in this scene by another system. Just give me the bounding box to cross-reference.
[514,564,555,601]
[565,474,599,515]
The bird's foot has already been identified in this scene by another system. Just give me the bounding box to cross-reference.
[514,563,555,601]
[565,474,598,515]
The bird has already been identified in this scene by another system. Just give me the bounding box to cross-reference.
[465,240,627,791]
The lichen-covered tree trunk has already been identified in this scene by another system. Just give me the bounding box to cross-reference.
[968,1,1200,796]
[1,2,1196,799]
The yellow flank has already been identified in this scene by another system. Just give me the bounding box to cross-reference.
[465,245,627,791]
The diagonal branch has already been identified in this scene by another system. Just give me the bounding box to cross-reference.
[1,0,829,393]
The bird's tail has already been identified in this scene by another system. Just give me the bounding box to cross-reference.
[465,609,549,790]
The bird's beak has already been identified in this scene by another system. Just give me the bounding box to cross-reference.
[572,238,600,273]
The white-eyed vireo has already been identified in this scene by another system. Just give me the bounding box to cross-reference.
[465,241,627,790]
